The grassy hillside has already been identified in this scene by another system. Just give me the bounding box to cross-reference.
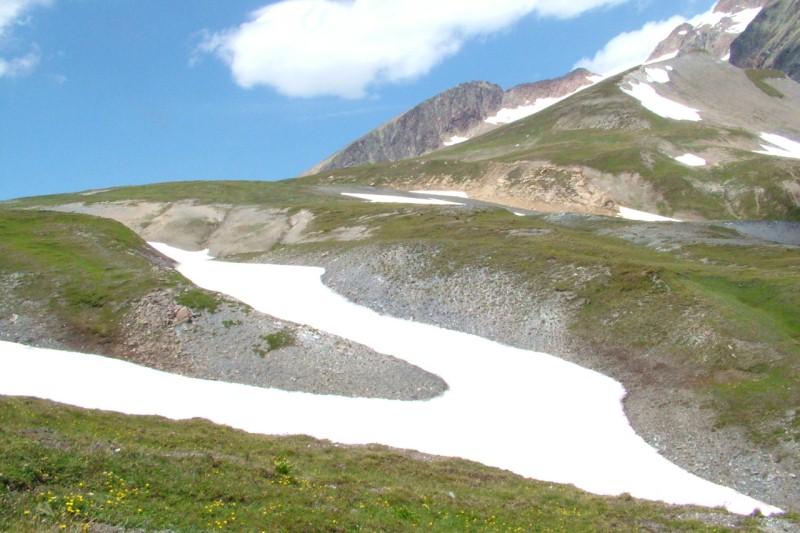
[0,396,787,532]
[294,71,800,221]
[0,209,175,351]
[2,182,799,522]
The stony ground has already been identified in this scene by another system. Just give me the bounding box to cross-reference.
[0,278,446,402]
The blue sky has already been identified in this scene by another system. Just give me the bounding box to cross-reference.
[0,0,715,200]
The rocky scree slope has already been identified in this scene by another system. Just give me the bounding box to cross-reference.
[0,207,445,401]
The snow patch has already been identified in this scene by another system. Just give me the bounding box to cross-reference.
[444,135,469,147]
[645,68,670,84]
[674,154,706,166]
[0,242,781,516]
[621,82,701,121]
[485,97,565,125]
[341,193,462,205]
[619,206,681,222]
[678,30,688,36]
[755,132,800,160]
[726,7,762,34]
[690,9,728,28]
[409,190,469,199]
[485,78,600,126]
[721,51,731,61]
[644,51,678,65]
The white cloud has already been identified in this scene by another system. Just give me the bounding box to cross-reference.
[0,0,50,36]
[0,0,52,78]
[574,16,685,76]
[0,48,39,77]
[201,0,629,99]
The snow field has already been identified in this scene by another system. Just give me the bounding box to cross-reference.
[0,242,780,516]
[754,132,800,160]
[726,8,763,34]
[484,75,600,126]
[674,154,706,166]
[645,68,670,84]
[618,206,681,222]
[341,192,463,205]
[444,135,469,146]
[409,190,469,198]
[621,82,702,121]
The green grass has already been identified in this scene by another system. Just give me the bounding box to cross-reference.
[746,69,786,98]
[1,396,779,532]
[0,208,183,348]
[263,330,295,351]
[176,289,220,314]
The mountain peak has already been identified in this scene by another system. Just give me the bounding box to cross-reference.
[304,69,598,174]
[647,0,767,62]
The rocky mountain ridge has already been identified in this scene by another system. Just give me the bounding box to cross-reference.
[730,0,800,82]
[647,0,767,62]
[304,68,597,174]
[307,0,800,180]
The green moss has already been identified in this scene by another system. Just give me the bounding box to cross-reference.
[262,330,295,351]
[0,208,180,346]
[746,69,786,98]
[176,289,220,313]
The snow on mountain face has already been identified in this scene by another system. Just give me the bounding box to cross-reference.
[620,67,702,122]
[647,0,766,63]
[755,132,800,159]
[730,0,800,83]
[304,69,599,173]
[484,69,600,126]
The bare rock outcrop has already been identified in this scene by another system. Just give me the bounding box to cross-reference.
[305,81,504,174]
[730,0,800,82]
[303,70,597,174]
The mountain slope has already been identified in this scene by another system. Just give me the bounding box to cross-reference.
[730,0,800,82]
[305,81,503,174]
[305,69,597,174]
[302,54,800,221]
[7,179,800,514]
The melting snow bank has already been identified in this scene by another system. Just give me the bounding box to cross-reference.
[645,68,670,84]
[409,190,469,199]
[484,76,599,126]
[754,132,800,160]
[619,206,681,222]
[443,135,469,146]
[674,154,706,167]
[621,82,701,121]
[0,243,781,516]
[341,193,463,205]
